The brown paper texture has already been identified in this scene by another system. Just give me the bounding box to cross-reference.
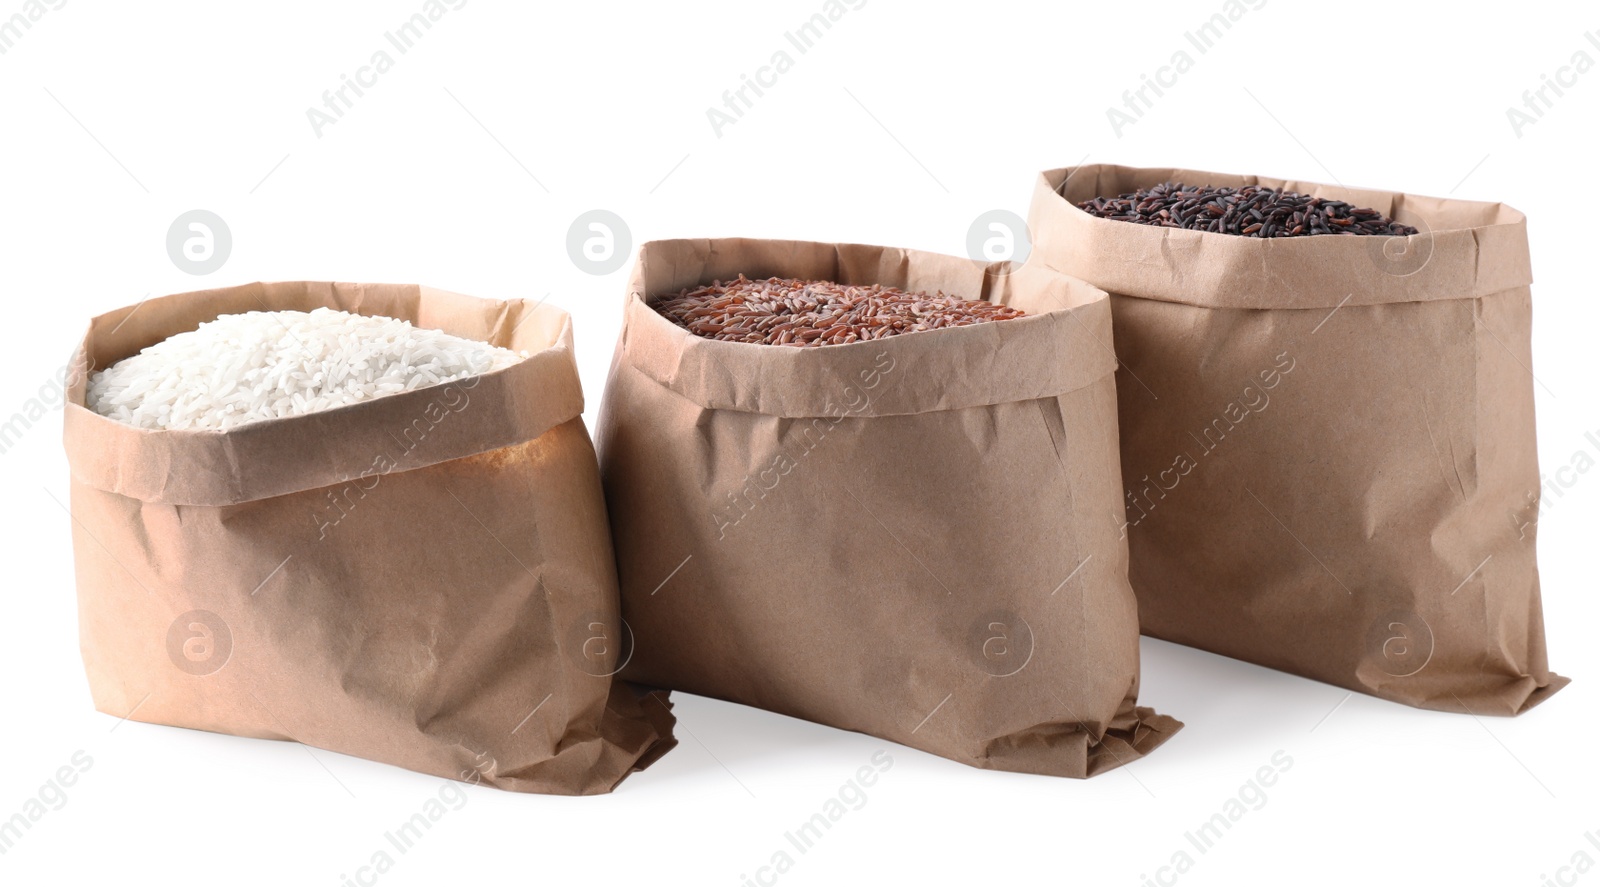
[1028,164,1566,715]
[596,238,1181,778]
[63,281,676,795]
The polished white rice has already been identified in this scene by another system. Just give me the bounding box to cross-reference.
[88,308,525,430]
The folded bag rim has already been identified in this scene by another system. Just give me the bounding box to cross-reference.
[62,280,584,507]
[1032,163,1533,310]
[618,237,1117,419]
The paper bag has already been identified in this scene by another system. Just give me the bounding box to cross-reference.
[596,239,1180,777]
[63,281,676,794]
[1028,164,1566,714]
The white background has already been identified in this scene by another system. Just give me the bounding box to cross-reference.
[2,1,1596,884]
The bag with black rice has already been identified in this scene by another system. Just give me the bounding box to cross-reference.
[1028,164,1565,714]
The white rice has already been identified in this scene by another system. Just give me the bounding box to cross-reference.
[87,307,526,430]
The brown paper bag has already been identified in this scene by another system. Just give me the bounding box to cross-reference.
[1028,164,1567,715]
[596,238,1181,777]
[63,281,676,794]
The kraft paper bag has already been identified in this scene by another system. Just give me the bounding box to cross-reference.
[63,281,676,794]
[1027,164,1567,715]
[596,238,1181,777]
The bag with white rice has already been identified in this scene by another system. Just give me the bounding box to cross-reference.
[63,281,676,795]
